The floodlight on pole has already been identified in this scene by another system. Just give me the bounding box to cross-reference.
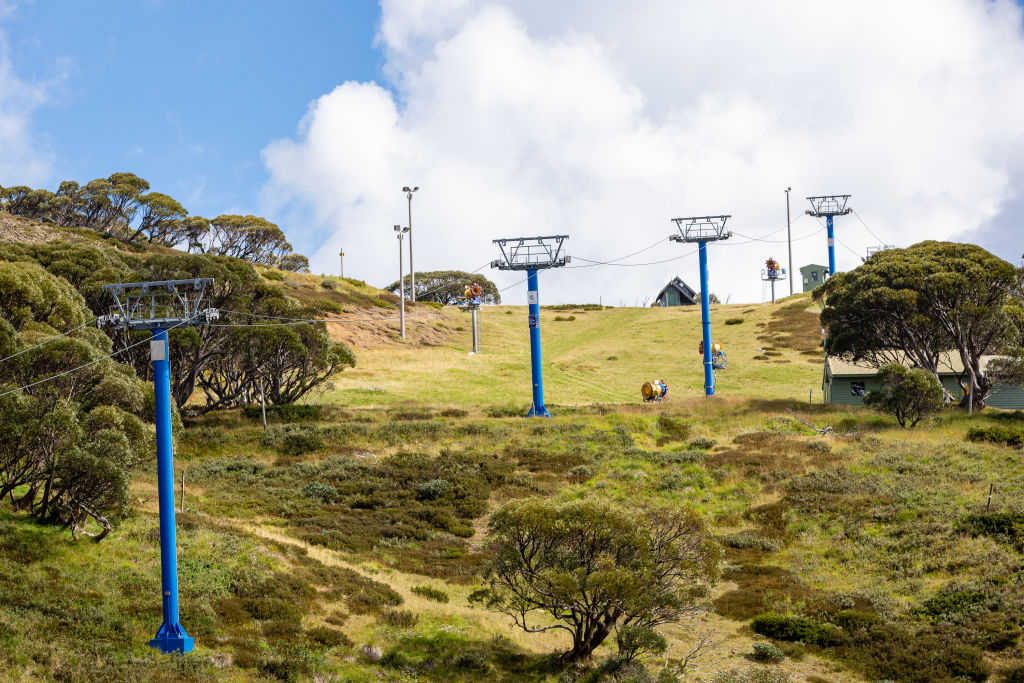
[785,187,793,296]
[98,279,219,655]
[403,186,419,301]
[491,235,570,417]
[394,225,409,339]
[670,216,731,397]
[761,257,787,303]
[806,194,851,278]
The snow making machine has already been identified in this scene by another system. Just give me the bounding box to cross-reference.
[641,379,668,402]
[699,340,728,371]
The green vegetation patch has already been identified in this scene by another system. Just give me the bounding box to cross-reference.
[966,424,1024,447]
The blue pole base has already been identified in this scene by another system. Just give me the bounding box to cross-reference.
[150,621,194,654]
[526,403,551,418]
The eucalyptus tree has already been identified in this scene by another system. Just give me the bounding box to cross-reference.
[816,241,1019,407]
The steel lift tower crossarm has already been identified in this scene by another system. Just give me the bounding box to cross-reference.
[491,235,570,417]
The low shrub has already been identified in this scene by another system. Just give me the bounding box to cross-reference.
[311,298,343,314]
[751,642,784,662]
[301,481,338,504]
[243,404,324,423]
[567,464,596,481]
[967,424,1024,447]
[486,405,526,418]
[646,448,705,465]
[411,586,449,603]
[656,415,690,444]
[379,608,419,628]
[711,667,792,683]
[918,589,990,623]
[751,614,847,646]
[724,533,783,553]
[839,623,990,682]
[321,279,336,289]
[959,511,1024,550]
[1002,664,1024,683]
[438,407,468,418]
[725,317,745,325]
[554,315,576,321]
[416,479,453,500]
[452,650,489,672]
[687,437,717,450]
[263,270,284,281]
[307,625,352,648]
[392,409,433,421]
[263,425,326,455]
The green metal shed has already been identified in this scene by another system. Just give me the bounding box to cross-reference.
[823,353,1024,408]
[800,264,830,293]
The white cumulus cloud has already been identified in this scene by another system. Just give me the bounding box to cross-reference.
[0,31,54,187]
[262,0,1024,304]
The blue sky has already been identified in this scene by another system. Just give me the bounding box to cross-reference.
[1,0,382,218]
[3,1,1024,302]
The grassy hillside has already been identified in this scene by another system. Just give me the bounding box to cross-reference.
[2,234,1023,682]
[326,297,825,407]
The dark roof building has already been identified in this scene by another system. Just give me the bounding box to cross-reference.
[655,276,698,307]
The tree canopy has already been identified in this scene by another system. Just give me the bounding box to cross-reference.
[816,241,1021,407]
[0,173,309,270]
[0,242,356,413]
[385,270,501,305]
[0,261,152,540]
[472,497,719,663]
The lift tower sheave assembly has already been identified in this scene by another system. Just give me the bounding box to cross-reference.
[806,195,851,278]
[98,279,219,655]
[491,235,569,417]
[671,216,731,397]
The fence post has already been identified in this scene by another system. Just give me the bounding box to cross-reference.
[260,378,267,430]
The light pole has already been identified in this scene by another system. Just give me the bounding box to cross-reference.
[402,186,419,301]
[339,248,344,278]
[394,225,409,339]
[785,187,793,296]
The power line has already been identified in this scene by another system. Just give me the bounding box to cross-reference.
[0,317,99,366]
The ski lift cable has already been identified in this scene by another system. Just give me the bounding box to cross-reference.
[0,316,100,366]
[851,209,888,246]
[0,315,198,399]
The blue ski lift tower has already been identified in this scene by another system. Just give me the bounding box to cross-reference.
[491,235,569,417]
[671,216,731,397]
[806,195,851,278]
[98,279,219,654]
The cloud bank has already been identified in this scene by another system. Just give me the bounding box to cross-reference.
[263,0,1024,304]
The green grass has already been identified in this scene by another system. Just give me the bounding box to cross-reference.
[324,297,825,408]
